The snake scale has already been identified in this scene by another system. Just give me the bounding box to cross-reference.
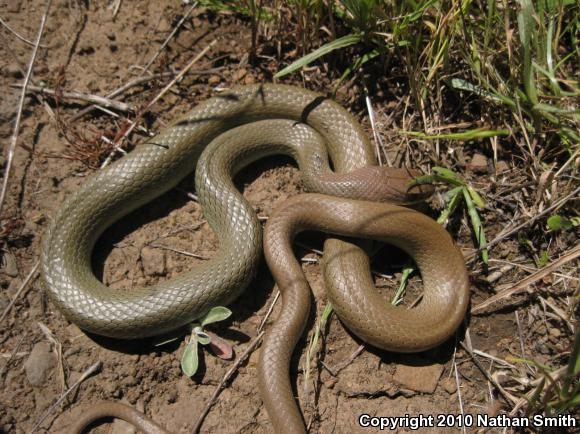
[41,84,469,433]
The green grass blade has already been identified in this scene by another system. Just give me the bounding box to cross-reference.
[275,33,363,78]
[462,188,489,264]
[401,128,510,141]
[517,0,539,105]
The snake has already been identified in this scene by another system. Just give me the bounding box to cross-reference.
[40,84,468,433]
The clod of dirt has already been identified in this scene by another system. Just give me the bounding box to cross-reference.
[110,418,136,434]
[141,246,166,276]
[468,153,489,174]
[1,251,19,277]
[24,342,56,386]
[393,361,444,394]
[441,377,457,394]
[335,363,397,397]
[496,160,510,173]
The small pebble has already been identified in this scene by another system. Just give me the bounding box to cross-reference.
[24,342,56,386]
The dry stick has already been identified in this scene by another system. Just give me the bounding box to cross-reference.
[139,1,199,77]
[11,84,134,113]
[113,39,218,148]
[459,342,514,406]
[27,361,101,434]
[192,331,265,434]
[0,17,48,47]
[0,335,26,381]
[364,92,385,166]
[0,0,52,217]
[69,68,223,122]
[466,186,580,260]
[0,261,39,324]
[472,243,580,314]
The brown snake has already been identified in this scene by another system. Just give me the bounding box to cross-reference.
[44,85,468,433]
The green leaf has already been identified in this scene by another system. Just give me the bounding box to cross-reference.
[547,215,579,231]
[450,78,516,108]
[538,251,550,267]
[181,338,199,377]
[194,326,212,345]
[401,128,510,141]
[275,33,363,78]
[463,188,489,264]
[200,306,232,326]
[437,187,463,225]
[517,0,539,105]
[391,263,415,305]
[466,185,486,209]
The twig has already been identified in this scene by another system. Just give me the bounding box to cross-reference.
[149,242,209,260]
[27,361,101,434]
[0,261,39,324]
[192,331,265,434]
[0,0,52,217]
[38,322,67,392]
[69,68,223,122]
[364,91,385,166]
[114,39,217,147]
[466,186,580,258]
[139,2,199,77]
[459,342,515,406]
[472,244,580,313]
[11,84,134,113]
[325,344,365,376]
[453,361,466,434]
[258,290,280,332]
[0,17,48,47]
[0,335,26,381]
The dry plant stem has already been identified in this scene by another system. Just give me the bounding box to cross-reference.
[0,17,48,47]
[459,342,514,406]
[69,68,223,122]
[364,92,385,166]
[472,244,580,313]
[149,242,209,260]
[27,361,101,434]
[192,331,265,434]
[467,186,580,259]
[0,335,25,381]
[0,261,39,324]
[11,84,134,113]
[453,361,466,434]
[0,0,52,217]
[139,1,199,77]
[113,39,217,147]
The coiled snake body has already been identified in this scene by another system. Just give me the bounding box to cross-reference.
[42,85,469,433]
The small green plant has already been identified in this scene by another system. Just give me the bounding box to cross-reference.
[411,166,489,264]
[547,215,580,231]
[180,306,233,376]
[302,303,333,395]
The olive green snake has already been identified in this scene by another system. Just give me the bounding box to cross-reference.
[41,84,469,433]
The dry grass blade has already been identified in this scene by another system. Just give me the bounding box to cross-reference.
[0,0,52,217]
[11,84,135,112]
[472,244,580,314]
[0,261,39,324]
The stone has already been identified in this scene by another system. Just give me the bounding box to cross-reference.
[24,342,56,386]
[468,153,488,174]
[1,252,18,277]
[441,377,457,394]
[141,246,166,276]
[394,361,444,394]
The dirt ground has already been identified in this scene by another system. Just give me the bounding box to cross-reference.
[0,2,577,434]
